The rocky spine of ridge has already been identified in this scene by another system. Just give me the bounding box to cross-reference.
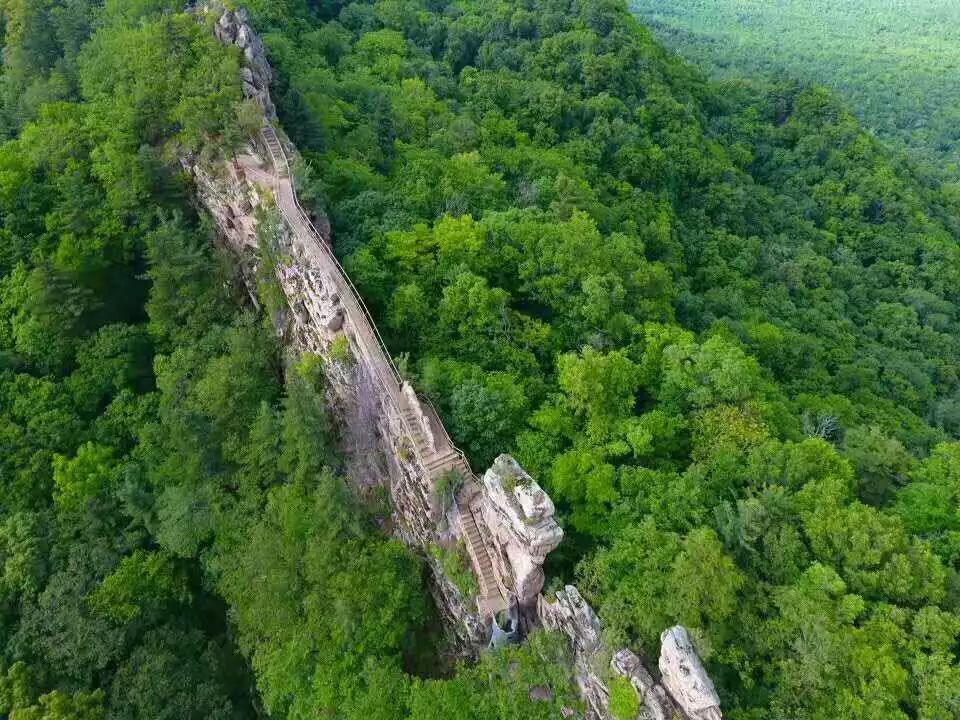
[186,6,724,720]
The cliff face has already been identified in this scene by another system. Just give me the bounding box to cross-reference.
[207,4,276,119]
[541,587,722,720]
[187,133,490,649]
[187,7,724,720]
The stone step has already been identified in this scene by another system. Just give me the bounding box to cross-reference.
[450,460,472,478]
[458,508,502,603]
[261,128,289,176]
[407,428,429,443]
[424,451,460,472]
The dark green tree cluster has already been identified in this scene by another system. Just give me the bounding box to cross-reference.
[233,0,960,717]
[0,3,582,718]
[0,5,259,717]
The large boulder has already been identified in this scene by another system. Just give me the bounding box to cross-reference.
[659,627,722,720]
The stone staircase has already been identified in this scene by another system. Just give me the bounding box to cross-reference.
[400,404,504,613]
[400,406,431,454]
[399,406,468,477]
[261,126,287,176]
[458,500,507,615]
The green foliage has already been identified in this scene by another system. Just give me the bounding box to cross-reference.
[0,3,382,718]
[9,690,104,720]
[87,550,189,624]
[429,542,478,599]
[52,442,118,514]
[329,333,353,364]
[433,468,463,513]
[407,630,581,720]
[608,676,639,720]
[217,479,428,719]
[631,0,960,173]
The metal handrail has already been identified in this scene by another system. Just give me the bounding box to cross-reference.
[260,123,476,478]
[261,125,404,390]
[420,393,477,479]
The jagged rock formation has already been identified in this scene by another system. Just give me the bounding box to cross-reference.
[659,627,723,720]
[542,588,722,720]
[540,586,610,717]
[189,6,725,717]
[611,650,677,720]
[202,2,276,119]
[462,455,563,627]
[188,131,489,649]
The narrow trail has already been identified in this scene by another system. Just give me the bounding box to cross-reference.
[260,125,506,615]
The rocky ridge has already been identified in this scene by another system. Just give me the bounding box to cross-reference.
[186,6,724,720]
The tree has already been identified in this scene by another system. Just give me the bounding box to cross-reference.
[52,442,118,515]
[557,347,639,441]
[87,550,189,624]
[9,689,104,720]
[668,527,744,638]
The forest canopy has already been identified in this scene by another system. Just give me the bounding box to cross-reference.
[0,2,580,719]
[0,1,959,720]
[631,0,960,175]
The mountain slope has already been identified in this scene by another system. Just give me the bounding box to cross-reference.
[244,0,960,716]
[631,0,960,172]
[0,1,958,719]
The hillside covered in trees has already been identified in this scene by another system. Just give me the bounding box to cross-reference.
[631,0,960,174]
[0,2,581,719]
[1,1,960,720]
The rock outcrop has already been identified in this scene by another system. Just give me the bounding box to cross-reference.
[190,6,726,717]
[659,627,723,720]
[541,586,610,718]
[202,2,277,120]
[460,455,563,629]
[611,650,679,720]
[541,588,722,720]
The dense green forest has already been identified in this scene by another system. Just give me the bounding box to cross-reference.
[0,2,581,719]
[631,0,960,174]
[2,1,960,719]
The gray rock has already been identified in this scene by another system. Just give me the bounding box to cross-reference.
[326,310,344,332]
[206,5,276,120]
[659,627,722,720]
[236,24,251,49]
[542,585,603,654]
[611,649,675,720]
[529,685,554,702]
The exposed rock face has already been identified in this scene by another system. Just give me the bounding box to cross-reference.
[540,586,609,719]
[192,7,726,715]
[474,455,563,626]
[611,650,677,720]
[541,587,723,720]
[190,143,488,650]
[201,2,277,119]
[659,627,723,720]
